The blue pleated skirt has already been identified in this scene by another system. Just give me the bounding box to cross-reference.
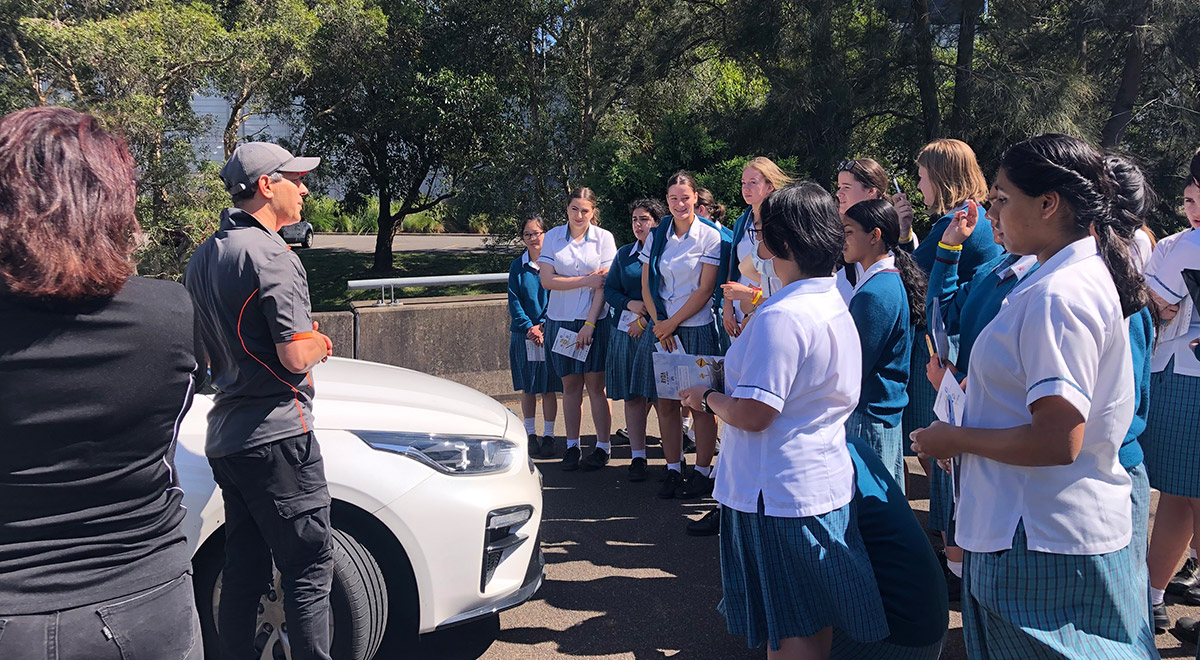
[718,499,889,651]
[605,322,643,401]
[628,322,722,401]
[831,629,946,660]
[845,410,905,495]
[509,332,562,394]
[545,318,610,377]
[929,462,954,535]
[1141,358,1200,497]
[962,522,1158,660]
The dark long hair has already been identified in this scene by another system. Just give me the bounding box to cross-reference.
[0,106,140,301]
[845,199,928,326]
[839,158,890,198]
[1000,134,1148,318]
[629,198,668,221]
[760,182,844,278]
[695,188,726,224]
[1190,149,1200,187]
[1105,153,1160,328]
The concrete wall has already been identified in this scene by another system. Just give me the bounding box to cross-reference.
[311,311,355,359]
[349,294,514,398]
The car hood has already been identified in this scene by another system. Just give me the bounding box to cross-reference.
[309,357,512,437]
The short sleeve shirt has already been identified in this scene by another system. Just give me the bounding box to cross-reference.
[640,220,723,326]
[538,224,617,322]
[184,208,315,458]
[1144,229,1200,375]
[956,238,1134,555]
[713,276,861,517]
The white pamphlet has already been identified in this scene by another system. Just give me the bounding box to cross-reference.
[525,338,546,362]
[617,310,639,332]
[932,370,967,502]
[653,335,681,353]
[551,327,592,362]
[651,353,725,400]
[929,297,950,366]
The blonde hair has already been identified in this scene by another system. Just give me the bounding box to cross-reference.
[915,139,989,216]
[744,156,794,192]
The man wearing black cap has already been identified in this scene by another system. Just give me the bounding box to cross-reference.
[185,142,334,660]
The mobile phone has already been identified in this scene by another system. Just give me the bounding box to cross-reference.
[893,177,902,196]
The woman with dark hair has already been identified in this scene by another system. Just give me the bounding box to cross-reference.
[0,107,202,658]
[539,188,618,471]
[841,199,926,491]
[507,215,561,459]
[679,182,888,658]
[911,134,1157,658]
[604,198,664,481]
[631,171,731,499]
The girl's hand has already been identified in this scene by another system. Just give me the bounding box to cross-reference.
[722,305,741,338]
[1151,290,1179,321]
[627,317,646,340]
[941,199,978,247]
[891,193,914,240]
[721,281,757,302]
[527,324,544,346]
[909,422,961,461]
[925,355,960,389]
[583,272,607,290]
[653,319,678,352]
[576,323,595,348]
[679,385,709,412]
[627,300,647,316]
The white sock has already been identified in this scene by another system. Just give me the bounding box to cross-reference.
[682,416,693,432]
[567,438,580,449]
[596,441,611,454]
[1191,548,1198,560]
[631,449,647,459]
[946,559,963,579]
[667,462,681,473]
[523,418,536,435]
[694,464,712,477]
[543,420,555,436]
[1151,587,1165,606]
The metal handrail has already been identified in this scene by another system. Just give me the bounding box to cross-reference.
[347,272,509,305]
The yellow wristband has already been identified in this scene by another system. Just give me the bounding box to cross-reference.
[938,241,963,251]
[584,320,596,328]
[751,289,763,305]
[637,318,646,329]
[901,230,915,243]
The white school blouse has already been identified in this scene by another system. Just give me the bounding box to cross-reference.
[639,219,723,327]
[713,276,861,518]
[955,238,1133,555]
[1144,228,1200,376]
[538,224,617,322]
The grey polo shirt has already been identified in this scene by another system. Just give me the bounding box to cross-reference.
[184,208,316,458]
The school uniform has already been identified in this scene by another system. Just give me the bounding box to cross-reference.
[726,208,781,324]
[507,252,562,395]
[925,248,1038,536]
[603,241,647,401]
[538,223,618,376]
[956,237,1156,659]
[715,276,888,651]
[629,217,731,400]
[1141,228,1200,498]
[845,256,911,491]
[902,202,1003,441]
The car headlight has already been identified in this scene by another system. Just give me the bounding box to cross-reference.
[351,430,518,475]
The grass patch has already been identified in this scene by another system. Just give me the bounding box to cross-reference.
[298,248,518,312]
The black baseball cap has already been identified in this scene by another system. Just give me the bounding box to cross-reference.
[220,142,320,196]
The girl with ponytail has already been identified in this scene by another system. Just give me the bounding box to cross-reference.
[910,134,1157,658]
[841,199,926,490]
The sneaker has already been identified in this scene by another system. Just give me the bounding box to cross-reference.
[613,428,630,446]
[658,454,687,482]
[579,448,610,471]
[1154,602,1170,632]
[527,433,539,457]
[561,445,581,471]
[686,508,720,537]
[539,435,557,459]
[674,470,714,499]
[658,469,684,499]
[1172,616,1200,645]
[1169,557,1200,595]
[628,457,648,482]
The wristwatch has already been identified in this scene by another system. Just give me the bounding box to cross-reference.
[701,388,718,414]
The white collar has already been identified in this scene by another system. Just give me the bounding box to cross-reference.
[1010,237,1099,298]
[568,224,597,243]
[994,254,1037,281]
[522,250,540,271]
[852,254,898,295]
[630,241,643,259]
[763,275,838,305]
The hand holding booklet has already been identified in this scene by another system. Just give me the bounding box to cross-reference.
[551,327,591,362]
[525,338,545,362]
[651,350,725,400]
[932,370,966,502]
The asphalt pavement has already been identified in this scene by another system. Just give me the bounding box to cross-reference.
[399,402,1200,659]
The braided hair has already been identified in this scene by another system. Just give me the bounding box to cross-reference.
[1000,134,1149,318]
[844,199,928,326]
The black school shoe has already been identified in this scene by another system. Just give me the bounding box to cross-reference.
[1169,557,1200,595]
[527,433,539,457]
[686,508,720,537]
[612,428,630,446]
[674,470,713,499]
[1172,616,1200,645]
[539,435,557,459]
[658,469,684,499]
[1154,602,1170,632]
[561,445,581,471]
[657,454,687,482]
[579,448,610,471]
[628,457,648,482]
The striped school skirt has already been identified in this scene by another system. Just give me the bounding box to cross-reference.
[718,499,889,651]
[845,410,905,495]
[929,463,954,534]
[962,522,1158,660]
[545,318,610,377]
[831,629,945,660]
[605,323,643,401]
[509,331,562,394]
[628,322,722,401]
[1141,358,1200,498]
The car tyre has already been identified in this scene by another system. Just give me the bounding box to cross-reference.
[194,526,389,660]
[300,228,314,249]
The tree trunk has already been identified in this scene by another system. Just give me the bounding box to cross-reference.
[372,179,394,272]
[1100,0,1150,149]
[949,0,984,135]
[912,0,942,141]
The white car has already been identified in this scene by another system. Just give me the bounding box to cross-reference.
[176,357,544,660]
